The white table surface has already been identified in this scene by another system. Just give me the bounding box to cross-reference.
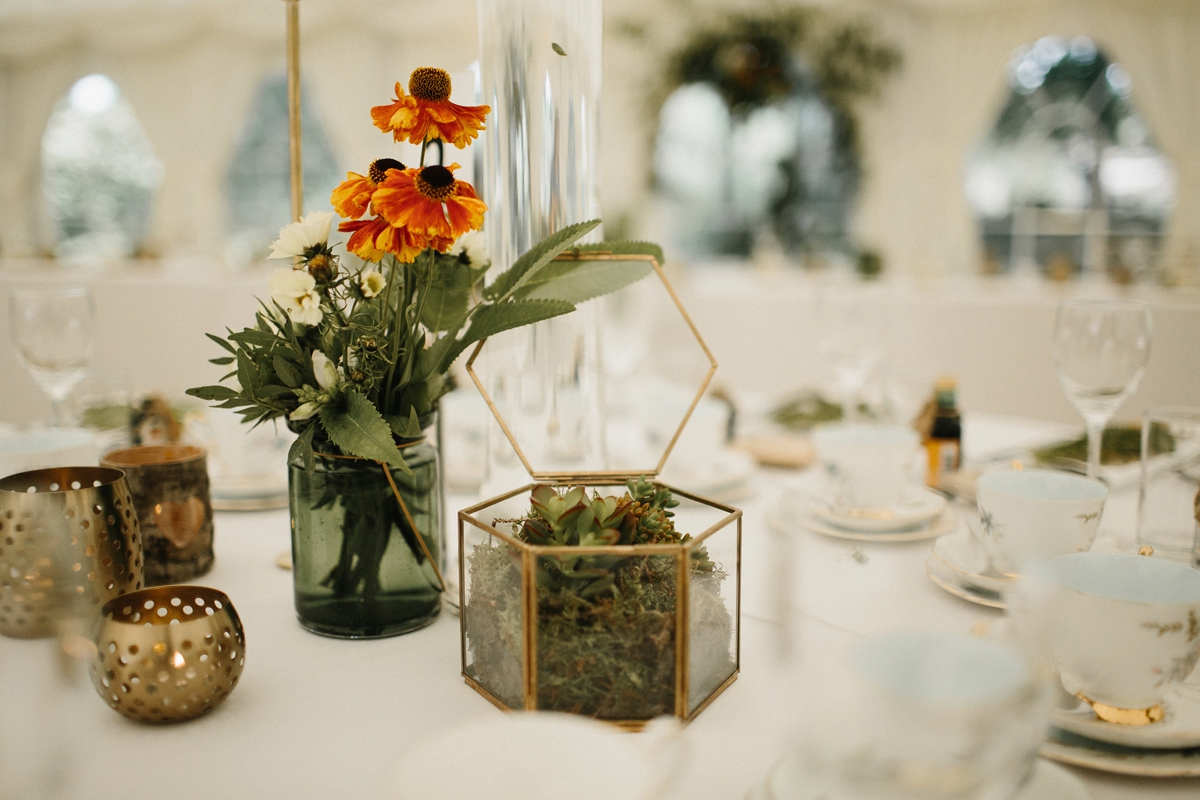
[3,412,1199,799]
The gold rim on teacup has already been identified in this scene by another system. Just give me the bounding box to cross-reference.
[1076,691,1165,726]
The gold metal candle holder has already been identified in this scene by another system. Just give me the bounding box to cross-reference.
[458,252,742,728]
[89,585,246,723]
[100,445,215,585]
[0,467,144,639]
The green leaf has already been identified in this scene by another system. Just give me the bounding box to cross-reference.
[288,424,316,474]
[387,407,424,439]
[186,385,240,402]
[229,329,279,348]
[319,390,409,473]
[208,356,235,366]
[419,258,473,333]
[551,42,567,56]
[273,356,301,388]
[206,332,236,354]
[514,257,653,304]
[235,350,259,393]
[483,219,600,301]
[464,299,576,344]
[578,240,664,263]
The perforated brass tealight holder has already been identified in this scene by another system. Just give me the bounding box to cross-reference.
[458,252,742,729]
[0,467,144,639]
[89,585,246,723]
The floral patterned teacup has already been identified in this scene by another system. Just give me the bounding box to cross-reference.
[974,469,1107,575]
[1018,552,1200,715]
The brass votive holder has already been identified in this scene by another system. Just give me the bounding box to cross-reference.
[89,585,245,723]
[0,467,144,639]
[100,445,214,585]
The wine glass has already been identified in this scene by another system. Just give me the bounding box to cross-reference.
[1053,298,1152,479]
[8,286,96,426]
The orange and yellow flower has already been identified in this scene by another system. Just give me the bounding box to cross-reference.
[372,164,486,246]
[338,216,427,264]
[330,158,406,220]
[371,68,490,148]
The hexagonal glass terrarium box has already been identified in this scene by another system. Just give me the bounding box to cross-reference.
[458,251,742,727]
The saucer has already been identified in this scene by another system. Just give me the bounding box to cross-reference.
[926,555,1007,609]
[748,757,1091,800]
[772,511,957,543]
[809,486,947,533]
[1053,681,1200,749]
[931,528,1015,596]
[1040,727,1200,777]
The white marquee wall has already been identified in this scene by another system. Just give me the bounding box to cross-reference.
[1,0,1199,280]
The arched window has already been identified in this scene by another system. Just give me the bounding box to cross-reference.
[225,75,340,264]
[965,37,1175,282]
[41,74,163,261]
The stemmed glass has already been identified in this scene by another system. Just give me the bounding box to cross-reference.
[8,286,96,426]
[1053,298,1152,479]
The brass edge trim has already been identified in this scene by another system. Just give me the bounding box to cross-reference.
[687,509,743,547]
[925,558,1006,610]
[528,471,659,483]
[458,516,468,675]
[529,543,682,556]
[462,515,527,549]
[466,340,538,478]
[459,482,537,516]
[523,546,537,711]
[658,482,741,514]
[675,546,688,718]
[462,674,512,712]
[380,464,445,592]
[735,515,742,672]
[686,670,740,723]
[284,0,302,222]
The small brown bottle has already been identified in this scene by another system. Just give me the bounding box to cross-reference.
[925,377,962,487]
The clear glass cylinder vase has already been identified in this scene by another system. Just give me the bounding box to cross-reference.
[288,423,443,638]
[477,0,608,478]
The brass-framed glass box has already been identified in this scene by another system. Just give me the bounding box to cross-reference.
[457,252,742,727]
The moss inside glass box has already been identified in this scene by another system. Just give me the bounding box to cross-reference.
[461,479,739,723]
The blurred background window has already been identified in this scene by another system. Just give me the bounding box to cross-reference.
[41,74,164,262]
[964,36,1175,283]
[224,75,340,266]
[650,11,898,264]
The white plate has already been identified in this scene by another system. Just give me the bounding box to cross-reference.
[748,757,1090,800]
[931,527,1015,595]
[772,510,957,543]
[1041,727,1200,777]
[926,555,1007,609]
[1053,681,1200,750]
[808,486,947,533]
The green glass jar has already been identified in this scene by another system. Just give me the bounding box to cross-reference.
[288,421,443,638]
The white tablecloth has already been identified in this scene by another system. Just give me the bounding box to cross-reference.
[3,413,1199,799]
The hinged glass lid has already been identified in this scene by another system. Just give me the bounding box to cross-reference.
[466,251,718,483]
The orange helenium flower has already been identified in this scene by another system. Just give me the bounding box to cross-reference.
[372,164,486,247]
[371,68,490,148]
[339,216,427,264]
[330,158,406,220]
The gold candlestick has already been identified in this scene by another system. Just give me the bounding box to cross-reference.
[285,0,302,223]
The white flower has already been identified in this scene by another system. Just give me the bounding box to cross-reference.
[268,269,323,326]
[449,230,489,268]
[289,402,320,421]
[312,351,340,392]
[359,270,386,298]
[268,211,335,259]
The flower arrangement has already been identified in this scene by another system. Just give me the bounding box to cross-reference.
[188,67,654,474]
[465,480,736,719]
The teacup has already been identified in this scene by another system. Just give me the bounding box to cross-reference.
[773,632,1046,800]
[1018,552,1200,717]
[812,424,919,510]
[974,469,1107,575]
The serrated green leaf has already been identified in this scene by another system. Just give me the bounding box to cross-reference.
[319,390,409,473]
[288,424,316,473]
[577,240,665,263]
[419,259,473,332]
[515,257,653,304]
[206,332,236,354]
[186,385,240,402]
[483,219,600,301]
[273,356,301,388]
[464,299,576,344]
[387,407,424,439]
